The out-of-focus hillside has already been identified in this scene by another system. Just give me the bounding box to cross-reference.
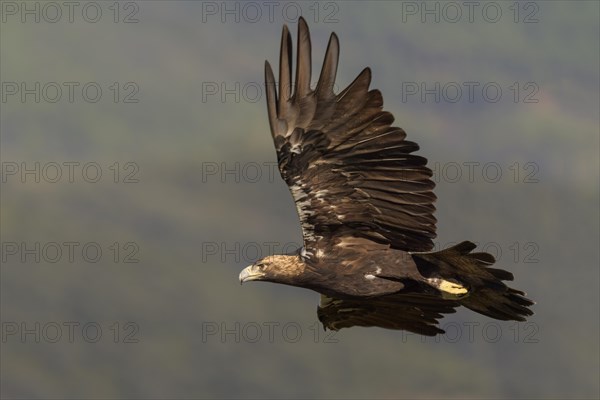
[1,1,599,399]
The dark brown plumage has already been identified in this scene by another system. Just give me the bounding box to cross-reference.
[239,18,534,335]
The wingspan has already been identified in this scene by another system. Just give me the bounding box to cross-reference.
[265,18,437,256]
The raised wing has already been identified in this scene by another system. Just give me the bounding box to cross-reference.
[265,18,437,256]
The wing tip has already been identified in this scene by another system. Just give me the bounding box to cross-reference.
[295,15,312,97]
[330,31,339,45]
[264,59,273,72]
[362,66,372,86]
[298,15,308,29]
[328,32,340,59]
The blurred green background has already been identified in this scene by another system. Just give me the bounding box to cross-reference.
[1,1,598,399]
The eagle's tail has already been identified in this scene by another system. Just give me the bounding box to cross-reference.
[412,241,534,321]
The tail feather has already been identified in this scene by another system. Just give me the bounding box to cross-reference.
[413,241,534,321]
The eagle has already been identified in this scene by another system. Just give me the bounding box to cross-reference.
[239,18,534,336]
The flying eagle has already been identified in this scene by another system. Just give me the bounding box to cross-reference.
[239,18,534,335]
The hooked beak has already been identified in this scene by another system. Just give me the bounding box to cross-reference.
[239,265,265,284]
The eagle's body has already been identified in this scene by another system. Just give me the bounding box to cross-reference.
[251,241,413,299]
[239,18,534,335]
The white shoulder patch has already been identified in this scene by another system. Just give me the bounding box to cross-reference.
[365,266,382,281]
[300,247,311,259]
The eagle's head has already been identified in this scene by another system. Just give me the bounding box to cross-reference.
[239,254,305,284]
